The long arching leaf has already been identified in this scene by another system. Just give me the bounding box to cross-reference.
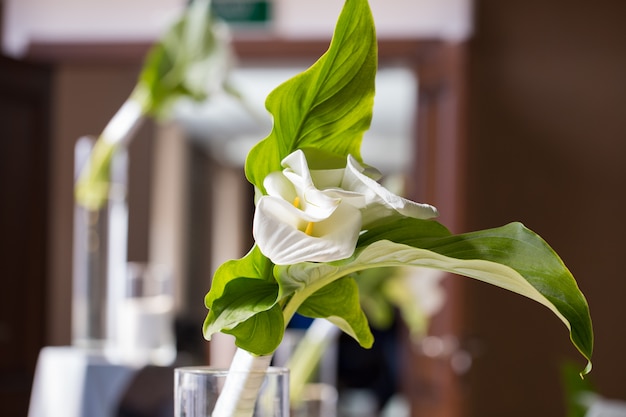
[277,220,593,376]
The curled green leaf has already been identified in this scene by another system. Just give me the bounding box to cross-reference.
[223,304,285,356]
[203,277,279,340]
[203,246,289,355]
[245,0,377,193]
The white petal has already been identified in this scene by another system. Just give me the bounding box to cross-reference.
[264,172,296,200]
[279,150,342,219]
[281,151,314,196]
[281,149,310,177]
[301,186,341,219]
[253,197,361,265]
[343,155,438,222]
[322,187,367,209]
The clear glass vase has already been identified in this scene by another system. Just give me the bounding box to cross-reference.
[72,136,128,351]
[175,366,290,417]
[108,262,176,366]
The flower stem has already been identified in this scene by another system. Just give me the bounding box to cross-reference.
[212,348,273,417]
[74,96,145,210]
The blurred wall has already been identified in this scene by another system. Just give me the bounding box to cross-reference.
[464,0,626,415]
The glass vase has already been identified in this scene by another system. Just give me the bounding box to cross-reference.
[108,262,176,366]
[72,136,128,351]
[174,366,290,417]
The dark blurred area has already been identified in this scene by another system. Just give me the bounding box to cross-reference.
[464,0,626,415]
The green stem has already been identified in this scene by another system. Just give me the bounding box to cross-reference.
[74,95,145,210]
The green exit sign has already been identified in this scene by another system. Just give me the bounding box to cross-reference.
[212,0,272,25]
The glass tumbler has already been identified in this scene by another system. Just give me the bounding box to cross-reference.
[107,262,176,366]
[175,366,290,417]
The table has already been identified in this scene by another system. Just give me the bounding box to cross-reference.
[28,346,174,417]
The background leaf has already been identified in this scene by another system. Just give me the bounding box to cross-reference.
[137,0,233,118]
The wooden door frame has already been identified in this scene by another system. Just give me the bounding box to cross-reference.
[0,54,52,417]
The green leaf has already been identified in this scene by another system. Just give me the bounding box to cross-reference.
[297,276,374,348]
[244,0,377,193]
[354,268,397,331]
[203,246,283,354]
[203,277,279,339]
[205,245,273,307]
[224,304,285,356]
[353,266,435,337]
[278,219,593,375]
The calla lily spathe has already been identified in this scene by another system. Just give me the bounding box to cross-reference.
[253,150,438,265]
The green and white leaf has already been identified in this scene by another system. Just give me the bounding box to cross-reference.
[277,219,593,375]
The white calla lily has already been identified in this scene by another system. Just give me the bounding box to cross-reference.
[254,150,362,265]
[254,196,361,265]
[253,150,439,265]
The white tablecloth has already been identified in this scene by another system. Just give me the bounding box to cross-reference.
[28,346,137,417]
